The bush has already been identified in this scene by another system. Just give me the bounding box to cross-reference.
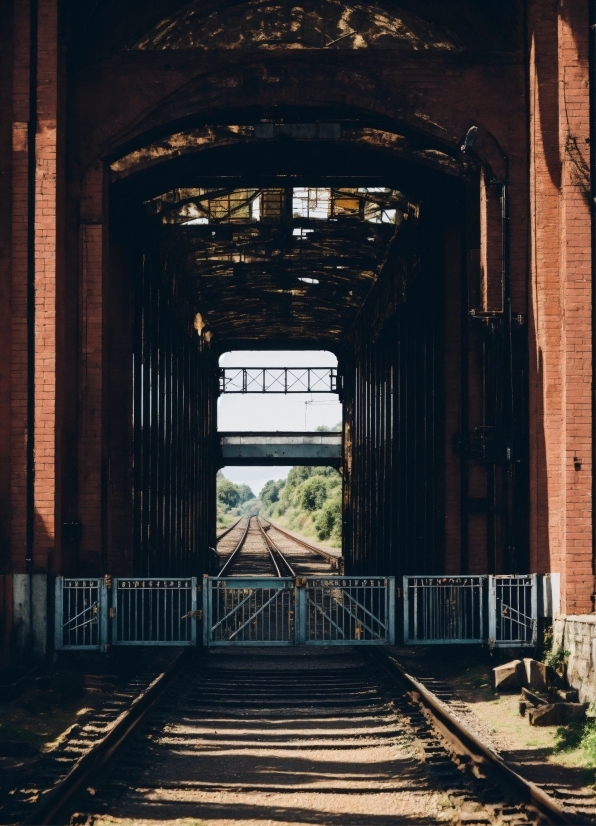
[259,461,342,547]
[260,479,281,509]
[314,497,341,541]
[294,478,328,511]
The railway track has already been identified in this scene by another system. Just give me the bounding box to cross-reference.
[0,649,187,826]
[7,525,586,824]
[218,515,341,577]
[216,516,243,541]
[13,646,582,826]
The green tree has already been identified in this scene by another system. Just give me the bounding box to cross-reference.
[257,452,342,547]
[260,479,281,509]
[294,477,328,511]
[314,497,342,541]
[217,477,241,509]
[236,483,255,503]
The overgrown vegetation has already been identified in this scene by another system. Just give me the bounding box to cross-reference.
[540,628,596,776]
[216,471,260,528]
[260,465,342,547]
[541,627,570,669]
[552,716,596,780]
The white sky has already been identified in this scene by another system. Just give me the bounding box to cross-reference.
[218,350,342,496]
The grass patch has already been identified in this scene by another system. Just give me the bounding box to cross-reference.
[554,719,596,776]
[553,721,585,754]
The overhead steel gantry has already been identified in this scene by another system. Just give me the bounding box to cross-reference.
[219,367,339,394]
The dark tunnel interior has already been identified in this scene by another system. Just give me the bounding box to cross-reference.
[99,113,528,582]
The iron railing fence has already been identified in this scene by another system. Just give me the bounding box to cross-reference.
[112,578,197,646]
[204,577,294,646]
[54,573,546,650]
[203,575,395,646]
[404,576,486,644]
[219,367,338,394]
[305,577,395,645]
[488,574,537,648]
[54,577,108,650]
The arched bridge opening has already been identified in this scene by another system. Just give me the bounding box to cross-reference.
[105,128,484,584]
[6,0,588,660]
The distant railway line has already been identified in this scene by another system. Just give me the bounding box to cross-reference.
[217,515,342,577]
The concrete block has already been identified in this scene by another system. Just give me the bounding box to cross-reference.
[529,703,561,726]
[555,688,579,702]
[492,660,524,692]
[529,702,588,726]
[521,686,546,707]
[523,658,548,691]
[560,703,589,724]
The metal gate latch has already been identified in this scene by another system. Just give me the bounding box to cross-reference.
[294,577,308,588]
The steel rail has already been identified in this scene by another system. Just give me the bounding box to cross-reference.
[260,516,342,568]
[22,649,189,826]
[369,649,579,826]
[218,517,251,577]
[256,516,297,577]
[216,516,243,541]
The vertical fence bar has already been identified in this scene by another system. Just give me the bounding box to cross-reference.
[478,577,484,641]
[190,578,197,646]
[100,579,108,651]
[488,575,496,643]
[54,577,63,650]
[296,583,307,645]
[112,577,119,645]
[403,575,409,643]
[203,574,210,646]
[531,574,538,646]
[387,577,395,645]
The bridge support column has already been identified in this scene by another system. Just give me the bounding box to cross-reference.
[528,0,593,613]
[78,164,105,575]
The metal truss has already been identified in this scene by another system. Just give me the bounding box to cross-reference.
[219,366,338,393]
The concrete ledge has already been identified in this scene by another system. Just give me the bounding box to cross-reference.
[554,614,596,703]
[219,431,342,467]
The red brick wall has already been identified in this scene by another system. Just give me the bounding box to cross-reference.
[559,0,593,613]
[0,1,14,573]
[528,0,593,613]
[0,2,592,619]
[10,1,31,575]
[33,0,60,573]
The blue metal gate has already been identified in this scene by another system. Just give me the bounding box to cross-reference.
[54,577,197,649]
[112,578,198,646]
[203,575,395,646]
[403,574,539,646]
[54,577,109,651]
[403,576,486,644]
[488,575,537,648]
[55,575,394,648]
